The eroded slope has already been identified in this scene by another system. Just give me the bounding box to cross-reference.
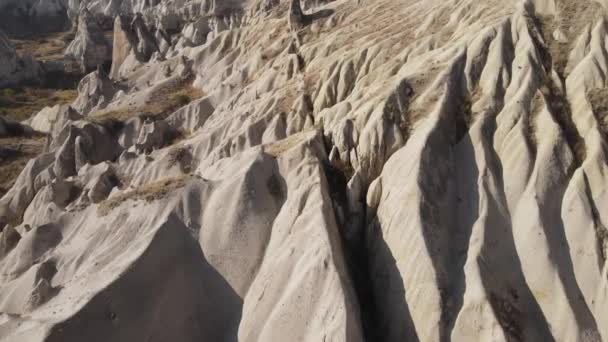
[1,0,607,341]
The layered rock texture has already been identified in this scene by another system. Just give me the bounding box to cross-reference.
[1,0,608,341]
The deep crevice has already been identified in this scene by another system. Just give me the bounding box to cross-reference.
[582,172,608,275]
[529,9,587,168]
[321,142,382,342]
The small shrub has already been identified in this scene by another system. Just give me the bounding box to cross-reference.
[175,94,191,107]
[2,89,15,99]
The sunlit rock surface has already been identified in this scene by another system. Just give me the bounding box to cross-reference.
[1,0,608,341]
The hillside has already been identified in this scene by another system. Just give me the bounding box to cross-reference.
[0,0,607,341]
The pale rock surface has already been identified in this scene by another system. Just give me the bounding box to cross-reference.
[25,105,83,135]
[64,8,113,72]
[72,66,120,115]
[135,118,172,154]
[1,0,608,342]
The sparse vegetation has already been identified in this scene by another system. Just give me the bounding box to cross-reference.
[488,292,523,341]
[167,145,194,173]
[453,93,474,145]
[536,1,604,78]
[542,79,587,166]
[11,31,74,62]
[86,81,204,129]
[587,88,608,139]
[97,175,196,216]
[0,87,78,121]
[0,136,45,197]
[526,91,545,151]
[264,130,316,157]
[0,31,80,198]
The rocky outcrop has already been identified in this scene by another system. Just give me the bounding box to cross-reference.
[289,0,307,31]
[64,8,113,72]
[73,65,119,115]
[25,104,83,135]
[179,17,211,47]
[109,14,132,80]
[109,13,161,79]
[2,1,608,342]
[135,117,171,154]
[130,13,161,62]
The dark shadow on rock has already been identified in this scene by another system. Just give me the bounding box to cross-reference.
[477,115,555,342]
[46,213,243,342]
[364,215,420,342]
[307,9,335,22]
[444,131,479,340]
[321,150,418,342]
[538,171,600,338]
[416,97,555,341]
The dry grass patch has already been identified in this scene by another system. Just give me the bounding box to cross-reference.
[587,87,608,139]
[542,79,586,166]
[536,1,604,77]
[11,31,74,62]
[0,136,45,197]
[88,80,205,128]
[263,130,317,157]
[97,175,196,216]
[0,87,78,121]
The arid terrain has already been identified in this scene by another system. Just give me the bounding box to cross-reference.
[0,0,607,341]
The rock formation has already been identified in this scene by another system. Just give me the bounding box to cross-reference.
[72,65,120,115]
[289,0,308,31]
[1,0,608,342]
[109,13,162,79]
[64,8,113,72]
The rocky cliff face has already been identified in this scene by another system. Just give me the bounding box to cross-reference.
[1,0,608,341]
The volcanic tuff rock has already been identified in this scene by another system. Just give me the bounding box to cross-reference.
[64,9,113,72]
[1,0,608,341]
